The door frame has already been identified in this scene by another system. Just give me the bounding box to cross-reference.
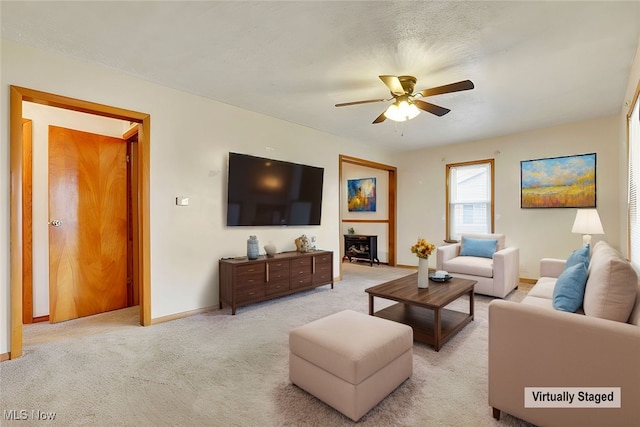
[338,154,397,272]
[9,85,151,359]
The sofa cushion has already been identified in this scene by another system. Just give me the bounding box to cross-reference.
[459,237,497,258]
[553,262,588,312]
[564,244,590,271]
[583,242,638,322]
[443,256,494,278]
[521,295,555,309]
[527,277,557,300]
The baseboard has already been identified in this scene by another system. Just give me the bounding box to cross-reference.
[32,315,49,323]
[151,305,218,325]
[389,264,418,269]
[519,277,537,284]
[0,352,10,362]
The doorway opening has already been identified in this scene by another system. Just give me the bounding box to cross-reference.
[9,86,151,360]
[338,155,397,278]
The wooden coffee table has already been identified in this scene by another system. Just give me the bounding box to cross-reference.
[365,273,476,351]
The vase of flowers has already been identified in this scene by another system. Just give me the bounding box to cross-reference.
[411,238,436,289]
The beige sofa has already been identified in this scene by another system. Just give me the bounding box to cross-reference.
[436,233,519,298]
[488,241,640,426]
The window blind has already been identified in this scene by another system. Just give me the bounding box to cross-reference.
[448,162,492,241]
[629,96,640,270]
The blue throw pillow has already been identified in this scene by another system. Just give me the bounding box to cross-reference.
[459,237,498,258]
[564,244,590,271]
[553,262,588,312]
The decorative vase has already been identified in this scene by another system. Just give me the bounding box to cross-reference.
[264,244,276,257]
[247,235,259,260]
[417,257,429,289]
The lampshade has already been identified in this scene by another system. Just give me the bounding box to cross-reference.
[571,208,604,245]
[384,99,420,122]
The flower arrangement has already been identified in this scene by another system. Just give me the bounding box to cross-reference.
[411,238,436,259]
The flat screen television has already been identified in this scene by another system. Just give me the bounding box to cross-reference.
[226,152,324,226]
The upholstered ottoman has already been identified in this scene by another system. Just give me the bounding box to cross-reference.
[289,309,413,421]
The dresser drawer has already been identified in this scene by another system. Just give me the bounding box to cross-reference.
[266,279,290,295]
[291,256,312,276]
[267,260,289,272]
[313,271,332,286]
[313,253,332,265]
[236,283,265,303]
[236,264,265,278]
[291,274,312,289]
[314,259,331,273]
[235,271,264,288]
[267,268,289,283]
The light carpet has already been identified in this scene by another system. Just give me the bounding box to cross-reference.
[1,263,534,426]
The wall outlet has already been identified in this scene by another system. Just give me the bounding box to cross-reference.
[176,197,189,206]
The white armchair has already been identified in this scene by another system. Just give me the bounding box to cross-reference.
[436,233,519,298]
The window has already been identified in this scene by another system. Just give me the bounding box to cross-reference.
[628,91,640,270]
[446,159,494,241]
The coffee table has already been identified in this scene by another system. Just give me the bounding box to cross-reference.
[365,273,476,351]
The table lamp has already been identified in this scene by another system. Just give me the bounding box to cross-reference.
[571,208,604,246]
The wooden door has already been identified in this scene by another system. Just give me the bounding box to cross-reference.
[48,126,128,323]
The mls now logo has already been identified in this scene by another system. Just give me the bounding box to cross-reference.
[4,410,28,420]
[3,409,57,421]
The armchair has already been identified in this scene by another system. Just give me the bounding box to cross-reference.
[436,233,519,298]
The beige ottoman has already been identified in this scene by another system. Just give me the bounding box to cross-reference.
[289,309,413,421]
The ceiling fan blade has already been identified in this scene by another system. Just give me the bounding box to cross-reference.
[335,98,387,107]
[372,111,387,124]
[418,80,475,97]
[379,75,405,96]
[413,100,451,117]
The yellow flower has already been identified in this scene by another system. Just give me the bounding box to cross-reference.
[410,238,436,259]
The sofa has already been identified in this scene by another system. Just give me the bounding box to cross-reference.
[488,241,640,427]
[436,233,519,298]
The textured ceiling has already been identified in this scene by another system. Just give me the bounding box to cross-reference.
[2,1,640,152]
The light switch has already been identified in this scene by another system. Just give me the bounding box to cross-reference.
[176,197,189,206]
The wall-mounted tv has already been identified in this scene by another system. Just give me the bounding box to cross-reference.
[226,152,324,226]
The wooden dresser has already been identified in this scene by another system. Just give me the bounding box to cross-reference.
[219,250,333,314]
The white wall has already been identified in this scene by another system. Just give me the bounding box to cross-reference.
[2,37,638,356]
[393,115,622,278]
[340,163,390,263]
[0,39,394,354]
[22,103,129,317]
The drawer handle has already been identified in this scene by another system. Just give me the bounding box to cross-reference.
[248,279,254,283]
[248,291,255,296]
[247,268,255,272]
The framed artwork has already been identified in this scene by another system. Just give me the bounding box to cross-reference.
[521,153,596,208]
[347,177,376,211]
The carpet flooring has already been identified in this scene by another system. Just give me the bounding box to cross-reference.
[1,263,534,426]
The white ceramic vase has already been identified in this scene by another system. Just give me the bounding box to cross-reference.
[417,257,429,289]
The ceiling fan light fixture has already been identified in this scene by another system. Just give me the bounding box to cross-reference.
[384,99,420,122]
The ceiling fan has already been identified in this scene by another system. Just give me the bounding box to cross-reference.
[335,75,474,124]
